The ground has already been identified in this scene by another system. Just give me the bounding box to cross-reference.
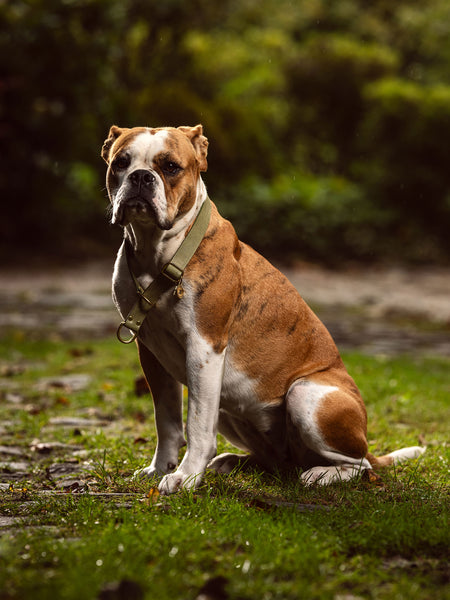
[0,261,449,599]
[0,260,449,353]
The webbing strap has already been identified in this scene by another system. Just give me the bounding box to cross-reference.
[117,197,212,343]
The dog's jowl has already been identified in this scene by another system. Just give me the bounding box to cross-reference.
[102,124,425,494]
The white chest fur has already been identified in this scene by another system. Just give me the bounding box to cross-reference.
[112,242,192,381]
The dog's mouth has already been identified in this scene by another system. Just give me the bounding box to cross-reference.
[124,196,152,222]
[113,196,171,230]
[111,196,151,226]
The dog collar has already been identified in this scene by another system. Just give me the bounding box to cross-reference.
[117,197,212,344]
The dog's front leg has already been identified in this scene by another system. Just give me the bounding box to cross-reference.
[159,344,225,495]
[135,341,186,479]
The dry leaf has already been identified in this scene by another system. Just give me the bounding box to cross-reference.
[146,487,160,502]
[55,396,71,406]
[362,469,385,487]
[134,376,149,397]
[133,437,148,445]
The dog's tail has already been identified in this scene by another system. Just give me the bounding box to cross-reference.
[367,446,426,470]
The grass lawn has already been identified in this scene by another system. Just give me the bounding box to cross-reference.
[0,336,448,599]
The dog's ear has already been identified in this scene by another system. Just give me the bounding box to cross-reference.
[178,124,209,172]
[101,125,126,163]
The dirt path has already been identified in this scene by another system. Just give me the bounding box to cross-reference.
[1,261,449,355]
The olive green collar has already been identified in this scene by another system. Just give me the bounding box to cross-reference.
[117,196,212,344]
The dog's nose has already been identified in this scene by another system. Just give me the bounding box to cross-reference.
[128,169,156,188]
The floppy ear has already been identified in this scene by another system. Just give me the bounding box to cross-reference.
[177,124,209,172]
[101,125,126,163]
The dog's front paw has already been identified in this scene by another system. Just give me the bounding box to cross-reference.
[133,465,160,481]
[158,471,201,495]
[133,459,178,481]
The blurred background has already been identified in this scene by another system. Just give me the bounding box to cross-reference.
[1,0,450,266]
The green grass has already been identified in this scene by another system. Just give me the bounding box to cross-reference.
[0,336,449,599]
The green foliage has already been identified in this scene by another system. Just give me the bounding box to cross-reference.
[219,173,389,262]
[1,0,449,262]
[356,79,450,258]
[285,34,399,170]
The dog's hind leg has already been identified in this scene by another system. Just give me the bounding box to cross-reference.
[208,452,255,474]
[207,409,250,473]
[286,379,371,485]
[211,407,286,473]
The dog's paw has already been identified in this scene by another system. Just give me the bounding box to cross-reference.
[133,459,179,481]
[133,466,159,481]
[301,464,366,486]
[158,471,201,495]
[207,452,248,474]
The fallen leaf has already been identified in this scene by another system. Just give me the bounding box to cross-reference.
[63,481,89,493]
[55,396,71,406]
[146,487,160,504]
[133,437,148,445]
[69,347,93,358]
[133,411,147,424]
[134,376,149,397]
[361,469,385,487]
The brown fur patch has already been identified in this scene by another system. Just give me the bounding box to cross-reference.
[152,130,202,220]
[186,204,241,354]
[185,203,364,408]
[315,385,368,459]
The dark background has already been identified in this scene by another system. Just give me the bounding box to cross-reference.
[2,0,450,266]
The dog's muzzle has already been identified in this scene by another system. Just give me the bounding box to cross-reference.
[113,169,159,226]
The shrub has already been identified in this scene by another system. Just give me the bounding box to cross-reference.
[217,173,390,263]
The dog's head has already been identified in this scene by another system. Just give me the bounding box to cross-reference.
[101,125,208,230]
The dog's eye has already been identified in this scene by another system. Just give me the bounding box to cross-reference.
[112,155,130,171]
[163,161,182,175]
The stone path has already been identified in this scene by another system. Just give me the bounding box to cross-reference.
[0,260,449,354]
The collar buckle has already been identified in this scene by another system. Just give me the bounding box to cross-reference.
[162,262,184,283]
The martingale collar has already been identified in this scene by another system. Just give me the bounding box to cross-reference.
[117,196,212,344]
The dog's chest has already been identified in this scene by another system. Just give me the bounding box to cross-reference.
[112,244,277,430]
[112,248,193,381]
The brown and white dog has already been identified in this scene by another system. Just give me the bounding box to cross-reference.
[101,124,425,494]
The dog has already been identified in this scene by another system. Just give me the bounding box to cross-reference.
[101,124,425,494]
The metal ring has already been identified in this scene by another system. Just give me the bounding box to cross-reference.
[116,322,138,344]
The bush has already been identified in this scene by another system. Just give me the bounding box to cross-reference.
[1,0,449,263]
[356,78,450,260]
[217,173,390,264]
